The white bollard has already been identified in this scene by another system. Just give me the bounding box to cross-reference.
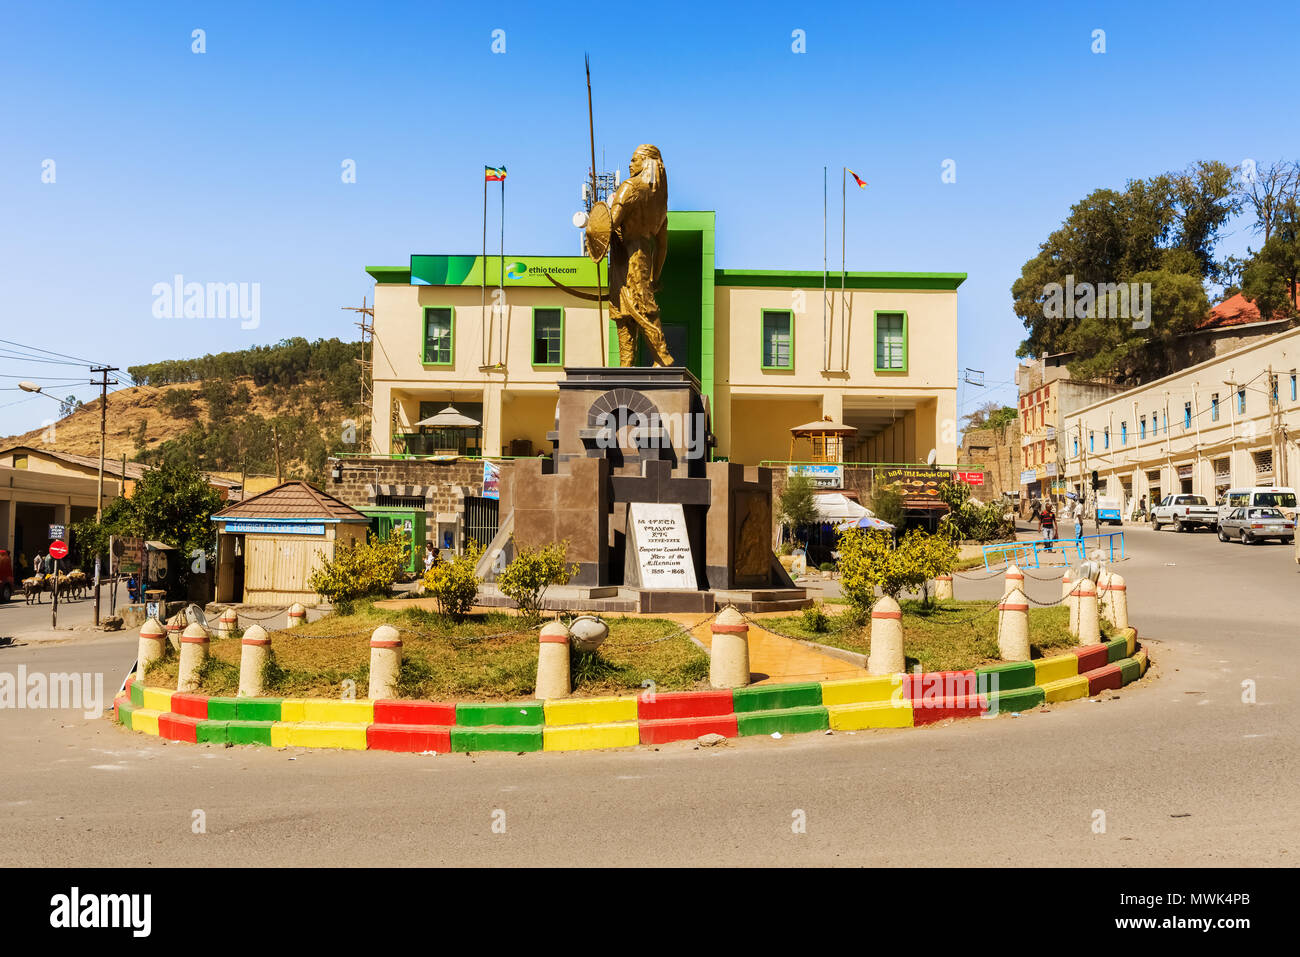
[368,625,402,700]
[1061,568,1073,600]
[708,606,751,689]
[536,619,572,698]
[286,603,307,628]
[1075,579,1101,645]
[1003,564,1024,598]
[177,622,210,693]
[933,575,954,601]
[1099,570,1128,631]
[166,613,184,651]
[217,607,239,636]
[867,596,905,675]
[238,624,271,697]
[997,585,1031,662]
[137,618,168,682]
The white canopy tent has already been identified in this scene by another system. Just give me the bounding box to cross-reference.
[811,492,870,524]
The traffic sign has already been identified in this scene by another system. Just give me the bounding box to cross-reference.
[49,524,66,542]
[49,540,68,560]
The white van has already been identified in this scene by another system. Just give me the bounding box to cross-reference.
[1217,486,1298,522]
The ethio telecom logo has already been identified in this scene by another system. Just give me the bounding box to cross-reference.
[506,261,528,279]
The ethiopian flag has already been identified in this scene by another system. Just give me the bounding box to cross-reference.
[848,169,867,189]
[485,166,507,182]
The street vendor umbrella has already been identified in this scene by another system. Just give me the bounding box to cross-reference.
[414,405,481,428]
[836,515,896,532]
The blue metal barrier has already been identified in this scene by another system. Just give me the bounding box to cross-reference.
[981,531,1125,570]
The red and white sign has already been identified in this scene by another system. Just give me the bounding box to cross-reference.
[48,540,69,560]
[956,470,986,486]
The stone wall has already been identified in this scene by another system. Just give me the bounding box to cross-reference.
[328,457,492,544]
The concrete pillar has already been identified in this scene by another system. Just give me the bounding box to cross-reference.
[286,603,307,628]
[1075,579,1100,645]
[867,596,905,675]
[1100,570,1128,631]
[1061,568,1073,600]
[933,574,953,601]
[177,622,210,693]
[238,624,271,697]
[217,607,239,637]
[137,619,167,682]
[997,585,1031,662]
[1067,579,1082,636]
[536,619,572,699]
[1003,564,1024,598]
[166,614,184,651]
[708,606,751,689]
[368,624,402,700]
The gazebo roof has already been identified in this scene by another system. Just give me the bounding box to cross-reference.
[211,481,369,523]
[790,419,858,436]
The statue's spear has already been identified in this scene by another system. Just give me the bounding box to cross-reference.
[585,54,606,358]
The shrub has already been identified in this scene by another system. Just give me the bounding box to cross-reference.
[818,561,836,572]
[421,540,484,620]
[308,529,408,603]
[837,528,958,616]
[868,484,904,527]
[801,603,830,633]
[496,539,577,623]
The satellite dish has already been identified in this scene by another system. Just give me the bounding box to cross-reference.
[572,210,588,228]
[926,448,938,467]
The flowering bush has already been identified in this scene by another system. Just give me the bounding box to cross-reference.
[308,529,408,604]
[837,528,957,616]
[421,540,484,620]
[496,539,577,623]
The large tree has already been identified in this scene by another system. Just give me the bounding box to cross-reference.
[1012,161,1238,383]
[1241,199,1300,322]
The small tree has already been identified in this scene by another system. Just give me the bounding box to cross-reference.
[777,472,818,544]
[837,528,956,616]
[868,483,904,527]
[421,540,484,620]
[308,528,408,604]
[496,539,577,623]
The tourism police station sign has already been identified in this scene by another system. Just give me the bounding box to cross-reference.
[220,521,327,536]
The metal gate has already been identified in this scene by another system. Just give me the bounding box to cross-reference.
[463,496,499,548]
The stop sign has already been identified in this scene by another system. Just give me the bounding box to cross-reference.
[49,540,68,560]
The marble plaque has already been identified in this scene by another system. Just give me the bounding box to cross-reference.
[626,502,698,590]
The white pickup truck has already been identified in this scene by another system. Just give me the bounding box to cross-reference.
[1151,494,1219,532]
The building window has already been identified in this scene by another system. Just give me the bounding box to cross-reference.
[1211,394,1219,422]
[1089,432,1095,452]
[1103,428,1109,449]
[1184,402,1191,429]
[422,307,454,365]
[531,308,563,366]
[1139,416,1146,439]
[761,310,794,370]
[1237,388,1246,414]
[1073,437,1079,457]
[1162,411,1167,434]
[1152,410,1159,435]
[873,311,907,372]
[1121,422,1127,445]
[12,454,27,469]
[1291,374,1297,402]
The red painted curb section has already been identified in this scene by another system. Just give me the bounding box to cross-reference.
[911,695,989,726]
[639,715,739,745]
[170,693,208,719]
[638,689,734,721]
[159,713,200,743]
[1086,663,1124,696]
[1074,644,1109,671]
[903,670,977,700]
[373,700,457,726]
[367,724,452,753]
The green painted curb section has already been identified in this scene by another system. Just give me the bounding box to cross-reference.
[451,727,544,752]
[737,705,829,736]
[236,698,282,722]
[985,686,1046,714]
[118,701,136,729]
[455,702,544,727]
[1105,638,1128,663]
[129,683,144,708]
[976,661,1037,693]
[206,697,239,721]
[225,721,276,746]
[1119,658,1142,684]
[196,721,229,745]
[732,683,823,714]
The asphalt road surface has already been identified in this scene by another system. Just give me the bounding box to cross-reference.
[1,524,1296,867]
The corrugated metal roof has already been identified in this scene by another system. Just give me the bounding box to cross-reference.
[212,481,368,522]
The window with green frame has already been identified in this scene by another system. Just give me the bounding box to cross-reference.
[532,308,563,365]
[761,310,793,370]
[422,307,454,365]
[875,312,907,371]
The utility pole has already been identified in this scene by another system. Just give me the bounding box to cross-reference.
[91,365,118,627]
[271,422,283,484]
[343,297,375,453]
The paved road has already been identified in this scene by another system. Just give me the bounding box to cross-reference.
[0,579,125,641]
[1,524,1296,866]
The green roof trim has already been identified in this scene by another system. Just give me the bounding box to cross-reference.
[366,266,412,284]
[715,269,966,291]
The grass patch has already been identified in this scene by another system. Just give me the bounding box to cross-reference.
[759,599,1098,672]
[143,604,709,701]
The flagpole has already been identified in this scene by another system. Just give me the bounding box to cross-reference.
[841,166,847,372]
[822,165,828,373]
[482,171,488,368]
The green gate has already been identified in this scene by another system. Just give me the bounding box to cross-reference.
[360,508,426,576]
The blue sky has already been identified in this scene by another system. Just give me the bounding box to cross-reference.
[1,0,1295,437]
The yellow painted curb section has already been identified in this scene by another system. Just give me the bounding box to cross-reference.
[279,699,307,723]
[821,675,900,707]
[302,699,375,725]
[543,721,640,752]
[1121,629,1136,657]
[1034,654,1079,685]
[132,708,162,736]
[543,696,639,726]
[141,687,174,713]
[278,722,369,750]
[1041,674,1090,702]
[828,700,914,730]
[1134,650,1149,675]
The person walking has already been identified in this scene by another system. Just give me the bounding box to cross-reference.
[1039,500,1057,551]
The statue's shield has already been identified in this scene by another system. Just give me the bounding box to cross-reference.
[584,201,612,261]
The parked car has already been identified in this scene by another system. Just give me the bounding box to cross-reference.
[1151,494,1218,532]
[1218,486,1297,523]
[1095,496,1123,526]
[1217,506,1295,544]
